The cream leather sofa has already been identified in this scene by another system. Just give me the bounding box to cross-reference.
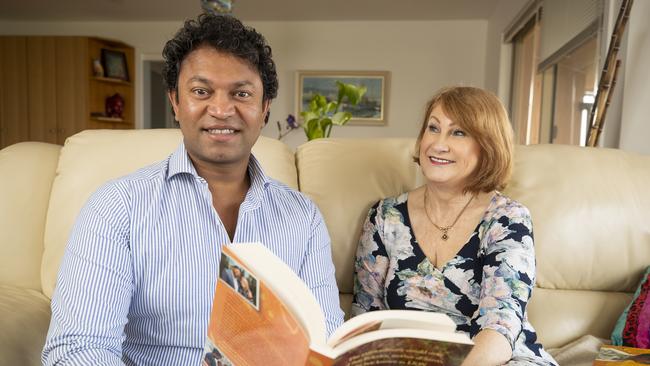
[1,129,649,366]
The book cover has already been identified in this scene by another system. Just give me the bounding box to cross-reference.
[593,345,650,365]
[202,242,473,366]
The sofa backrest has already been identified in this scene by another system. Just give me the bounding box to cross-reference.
[0,142,60,290]
[505,144,650,348]
[296,139,650,349]
[40,129,297,298]
[296,138,421,311]
[17,129,650,350]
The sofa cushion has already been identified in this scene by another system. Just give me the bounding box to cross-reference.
[0,284,52,366]
[0,142,60,291]
[296,138,420,293]
[506,145,650,293]
[527,288,633,348]
[547,335,606,366]
[40,129,297,298]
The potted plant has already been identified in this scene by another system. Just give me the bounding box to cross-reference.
[277,81,367,141]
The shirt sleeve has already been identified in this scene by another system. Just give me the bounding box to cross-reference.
[42,182,133,365]
[351,200,390,316]
[473,204,536,350]
[297,201,345,338]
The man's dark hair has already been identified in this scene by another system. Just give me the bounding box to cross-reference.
[162,13,278,102]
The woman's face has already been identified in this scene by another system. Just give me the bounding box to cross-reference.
[419,104,481,190]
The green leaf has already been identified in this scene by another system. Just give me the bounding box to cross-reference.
[331,111,352,126]
[308,97,318,111]
[300,111,319,123]
[316,94,328,109]
[335,82,367,106]
[320,118,332,133]
[325,102,337,114]
[347,84,367,105]
[322,119,334,138]
[306,118,324,140]
[355,85,367,104]
[336,81,346,106]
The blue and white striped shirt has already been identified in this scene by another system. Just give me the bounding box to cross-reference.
[42,143,344,365]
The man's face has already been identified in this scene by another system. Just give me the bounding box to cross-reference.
[231,267,241,278]
[169,46,269,170]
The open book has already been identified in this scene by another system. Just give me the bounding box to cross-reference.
[593,344,650,365]
[202,242,473,366]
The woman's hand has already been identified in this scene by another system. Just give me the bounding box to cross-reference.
[461,329,512,366]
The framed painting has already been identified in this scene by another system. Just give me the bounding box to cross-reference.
[101,48,129,81]
[296,70,389,126]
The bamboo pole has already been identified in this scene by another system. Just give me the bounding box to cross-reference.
[594,60,621,144]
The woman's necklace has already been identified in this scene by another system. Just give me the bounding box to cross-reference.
[423,188,475,241]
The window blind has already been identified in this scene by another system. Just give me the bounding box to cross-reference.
[539,0,603,65]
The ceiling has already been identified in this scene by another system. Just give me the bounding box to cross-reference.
[0,0,503,21]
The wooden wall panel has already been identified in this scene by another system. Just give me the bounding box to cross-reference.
[27,37,58,144]
[55,37,88,145]
[1,36,133,148]
[0,37,30,148]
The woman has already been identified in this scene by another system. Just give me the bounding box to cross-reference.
[352,87,557,366]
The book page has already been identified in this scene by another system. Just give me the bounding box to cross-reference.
[593,344,650,365]
[334,330,472,366]
[204,247,315,366]
[328,310,457,348]
[225,243,328,345]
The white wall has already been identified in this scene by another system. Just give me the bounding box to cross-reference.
[591,0,650,154]
[0,19,488,149]
[484,0,528,94]
[618,0,650,155]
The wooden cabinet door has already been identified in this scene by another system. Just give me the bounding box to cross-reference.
[0,37,30,149]
[27,37,58,144]
[54,37,88,145]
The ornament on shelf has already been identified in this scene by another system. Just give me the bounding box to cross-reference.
[105,93,125,119]
[92,59,104,77]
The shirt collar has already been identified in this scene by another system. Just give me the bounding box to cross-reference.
[167,143,198,179]
[166,142,271,193]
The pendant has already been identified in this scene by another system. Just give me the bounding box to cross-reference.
[441,233,449,241]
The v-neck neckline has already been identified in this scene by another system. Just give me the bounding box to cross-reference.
[403,191,499,272]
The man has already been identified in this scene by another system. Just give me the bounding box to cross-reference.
[42,14,343,365]
[220,264,239,291]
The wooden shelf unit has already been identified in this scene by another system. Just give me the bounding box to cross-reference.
[92,76,132,85]
[0,36,135,148]
[87,37,135,131]
[91,116,126,123]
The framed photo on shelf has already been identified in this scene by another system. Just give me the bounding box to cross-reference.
[296,70,389,126]
[101,48,129,81]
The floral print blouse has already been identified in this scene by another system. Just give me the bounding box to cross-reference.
[351,192,557,366]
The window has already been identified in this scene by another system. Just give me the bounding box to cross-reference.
[505,0,603,146]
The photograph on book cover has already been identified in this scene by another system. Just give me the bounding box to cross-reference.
[219,252,260,310]
[296,70,389,126]
[202,338,234,366]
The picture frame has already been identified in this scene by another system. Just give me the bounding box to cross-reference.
[296,70,389,126]
[101,48,129,81]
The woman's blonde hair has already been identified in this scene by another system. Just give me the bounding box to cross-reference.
[414,86,514,193]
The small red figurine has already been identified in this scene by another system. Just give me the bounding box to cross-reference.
[105,93,125,118]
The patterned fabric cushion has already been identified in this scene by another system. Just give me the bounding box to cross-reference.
[612,267,650,348]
